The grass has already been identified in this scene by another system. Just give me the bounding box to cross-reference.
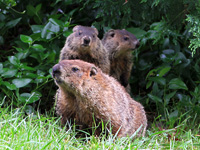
[0,105,200,150]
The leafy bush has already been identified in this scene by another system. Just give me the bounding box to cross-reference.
[0,1,72,110]
[186,15,200,56]
[131,29,200,118]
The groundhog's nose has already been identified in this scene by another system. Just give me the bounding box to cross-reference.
[83,37,90,46]
[135,41,140,49]
[52,64,61,78]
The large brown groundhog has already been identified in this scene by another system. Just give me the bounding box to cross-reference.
[59,25,110,74]
[102,29,140,90]
[52,60,147,137]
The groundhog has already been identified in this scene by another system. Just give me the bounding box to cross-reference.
[59,25,110,74]
[102,29,140,90]
[56,25,110,124]
[52,60,147,137]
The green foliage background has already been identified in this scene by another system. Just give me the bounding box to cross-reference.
[0,0,200,121]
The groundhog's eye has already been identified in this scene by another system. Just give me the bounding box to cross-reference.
[124,37,129,41]
[110,33,115,37]
[92,34,95,38]
[72,67,79,72]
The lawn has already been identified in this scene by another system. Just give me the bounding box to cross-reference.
[0,105,199,150]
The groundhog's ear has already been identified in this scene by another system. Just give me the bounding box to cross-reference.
[108,29,115,32]
[107,29,115,37]
[73,25,80,32]
[94,28,98,35]
[90,67,98,77]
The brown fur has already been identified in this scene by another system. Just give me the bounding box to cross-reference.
[102,29,140,90]
[52,60,147,137]
[59,25,110,74]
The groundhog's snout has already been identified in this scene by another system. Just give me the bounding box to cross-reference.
[82,36,91,46]
[131,40,140,50]
[135,41,140,49]
[52,64,61,78]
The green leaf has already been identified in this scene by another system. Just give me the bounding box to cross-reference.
[63,30,72,37]
[0,63,3,74]
[41,21,60,39]
[25,73,38,78]
[31,25,44,33]
[2,81,17,90]
[0,36,4,45]
[139,59,152,71]
[49,68,53,75]
[14,47,23,52]
[174,52,191,68]
[177,93,191,102]
[45,51,56,63]
[32,44,46,51]
[15,52,27,60]
[30,53,41,62]
[8,56,19,66]
[26,5,35,16]
[169,78,188,90]
[160,49,176,63]
[20,64,36,71]
[159,67,171,77]
[48,23,60,33]
[12,78,32,88]
[5,18,22,28]
[41,22,53,39]
[146,80,152,89]
[24,105,36,115]
[49,18,64,26]
[19,92,41,104]
[146,68,158,79]
[0,22,5,28]
[148,77,166,86]
[162,49,175,55]
[126,27,146,39]
[36,4,42,13]
[2,68,18,78]
[64,21,70,27]
[148,94,162,103]
[169,110,178,119]
[0,13,6,21]
[164,91,177,105]
[141,0,147,3]
[20,35,33,44]
[30,33,41,41]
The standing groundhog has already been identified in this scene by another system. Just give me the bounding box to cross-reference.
[59,25,110,74]
[52,60,147,137]
[102,29,140,90]
[56,25,110,124]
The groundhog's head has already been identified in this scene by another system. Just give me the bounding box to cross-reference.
[67,25,99,52]
[102,29,140,58]
[52,60,99,94]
